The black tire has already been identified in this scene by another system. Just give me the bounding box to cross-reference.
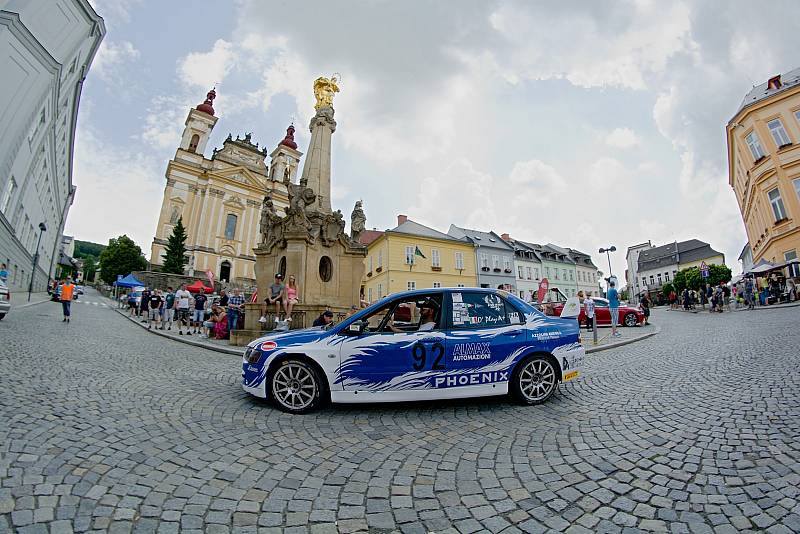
[624,313,638,327]
[510,355,558,406]
[267,359,323,414]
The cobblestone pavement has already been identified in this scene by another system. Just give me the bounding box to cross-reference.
[1,289,799,533]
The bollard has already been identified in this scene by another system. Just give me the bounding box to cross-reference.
[592,315,598,345]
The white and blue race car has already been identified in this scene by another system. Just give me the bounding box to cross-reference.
[242,288,584,413]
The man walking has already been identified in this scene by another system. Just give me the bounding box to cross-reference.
[147,289,163,329]
[162,286,175,330]
[607,280,620,337]
[59,276,76,323]
[227,288,245,332]
[175,284,192,335]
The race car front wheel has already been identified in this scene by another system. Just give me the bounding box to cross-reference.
[511,355,558,405]
[268,360,322,414]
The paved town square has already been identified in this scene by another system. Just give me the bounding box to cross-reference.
[1,293,798,533]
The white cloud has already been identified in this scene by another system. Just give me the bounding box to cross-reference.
[140,95,191,150]
[66,127,163,254]
[605,127,641,149]
[178,39,236,89]
[91,40,140,83]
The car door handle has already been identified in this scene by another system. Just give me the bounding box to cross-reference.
[503,330,523,337]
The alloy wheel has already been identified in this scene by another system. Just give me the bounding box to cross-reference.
[518,359,556,402]
[271,362,318,411]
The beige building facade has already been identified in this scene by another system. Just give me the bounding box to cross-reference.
[727,68,800,266]
[150,90,300,285]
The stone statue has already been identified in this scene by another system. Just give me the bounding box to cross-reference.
[350,200,366,242]
[259,196,283,250]
[313,75,340,110]
[284,179,317,232]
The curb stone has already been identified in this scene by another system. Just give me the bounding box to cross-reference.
[113,307,244,356]
[585,326,661,354]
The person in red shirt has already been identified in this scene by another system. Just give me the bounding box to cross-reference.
[60,277,76,323]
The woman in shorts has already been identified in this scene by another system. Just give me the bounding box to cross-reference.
[283,275,300,321]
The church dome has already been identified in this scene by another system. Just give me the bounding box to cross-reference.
[279,124,298,149]
[196,88,216,116]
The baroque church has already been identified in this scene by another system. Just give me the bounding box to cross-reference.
[150,89,302,285]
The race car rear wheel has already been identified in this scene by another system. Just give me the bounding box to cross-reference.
[624,313,638,327]
[268,359,322,414]
[511,355,558,405]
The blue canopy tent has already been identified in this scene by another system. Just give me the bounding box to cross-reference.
[114,274,145,288]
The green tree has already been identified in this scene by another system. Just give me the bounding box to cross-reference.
[662,282,675,296]
[707,263,732,286]
[673,270,686,293]
[684,267,702,291]
[74,240,106,259]
[99,235,147,284]
[83,257,97,283]
[161,217,188,274]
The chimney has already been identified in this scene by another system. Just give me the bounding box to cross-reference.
[501,233,511,241]
[397,214,408,226]
[767,75,782,90]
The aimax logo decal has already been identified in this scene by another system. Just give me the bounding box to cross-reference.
[260,341,278,352]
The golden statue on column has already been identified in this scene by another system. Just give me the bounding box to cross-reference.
[313,74,340,110]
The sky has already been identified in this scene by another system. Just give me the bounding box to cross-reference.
[67,0,800,280]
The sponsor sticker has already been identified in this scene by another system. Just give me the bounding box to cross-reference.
[260,341,278,352]
[563,370,579,381]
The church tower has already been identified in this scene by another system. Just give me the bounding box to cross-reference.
[268,125,303,183]
[177,88,218,158]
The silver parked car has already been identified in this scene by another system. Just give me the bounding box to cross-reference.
[0,281,10,320]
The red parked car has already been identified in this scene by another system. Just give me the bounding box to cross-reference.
[551,297,645,327]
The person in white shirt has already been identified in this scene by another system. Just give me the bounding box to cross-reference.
[174,284,192,335]
[584,291,595,331]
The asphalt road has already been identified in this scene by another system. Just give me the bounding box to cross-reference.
[1,288,798,533]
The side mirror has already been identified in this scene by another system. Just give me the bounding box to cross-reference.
[347,320,366,335]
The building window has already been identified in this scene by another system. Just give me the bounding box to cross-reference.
[665,272,670,281]
[480,253,488,269]
[545,267,550,278]
[503,257,511,271]
[793,178,800,201]
[768,188,787,221]
[224,214,237,239]
[407,281,416,291]
[405,246,415,265]
[569,270,574,281]
[492,255,500,269]
[563,269,568,280]
[377,283,383,298]
[649,275,654,286]
[534,268,539,280]
[554,268,559,280]
[368,255,373,273]
[767,119,791,148]
[518,266,523,279]
[377,250,383,268]
[368,287,373,302]
[431,248,440,268]
[745,132,766,161]
[525,266,532,280]
[657,273,662,285]
[188,134,200,152]
[433,282,441,288]
[642,277,647,287]
[1,178,16,214]
[455,251,464,270]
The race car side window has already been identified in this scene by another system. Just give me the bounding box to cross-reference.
[450,292,510,329]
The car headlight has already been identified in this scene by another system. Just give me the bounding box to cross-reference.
[244,347,262,364]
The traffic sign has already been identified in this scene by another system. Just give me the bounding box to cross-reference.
[700,261,708,270]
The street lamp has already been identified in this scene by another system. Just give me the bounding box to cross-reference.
[28,222,47,302]
[598,246,617,278]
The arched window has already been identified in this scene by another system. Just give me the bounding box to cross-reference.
[219,261,231,282]
[224,214,237,240]
[188,134,200,153]
[279,256,286,279]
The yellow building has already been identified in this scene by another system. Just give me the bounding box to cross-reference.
[361,215,477,303]
[727,68,800,266]
[150,89,300,284]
